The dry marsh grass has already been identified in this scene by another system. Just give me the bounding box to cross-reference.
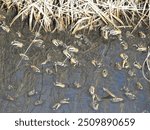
[1,0,150,33]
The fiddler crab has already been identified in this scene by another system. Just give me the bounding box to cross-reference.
[100,25,121,40]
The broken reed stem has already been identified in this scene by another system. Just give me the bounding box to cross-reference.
[17,20,43,68]
[131,9,149,34]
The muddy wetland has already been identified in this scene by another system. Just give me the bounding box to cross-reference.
[0,0,150,113]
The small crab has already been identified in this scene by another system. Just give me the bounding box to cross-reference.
[91,59,97,66]
[63,49,73,59]
[124,92,136,100]
[121,86,130,92]
[74,81,81,88]
[133,61,142,69]
[54,60,67,72]
[52,39,64,47]
[28,89,37,96]
[52,98,70,110]
[0,14,6,20]
[122,59,130,69]
[16,31,22,37]
[54,61,67,67]
[6,95,15,101]
[34,99,43,106]
[120,41,128,50]
[136,82,143,90]
[120,53,128,60]
[89,86,95,95]
[66,45,79,53]
[133,44,147,52]
[115,62,122,70]
[91,101,99,111]
[11,40,24,48]
[45,68,53,74]
[102,69,108,78]
[91,59,102,67]
[0,21,10,32]
[32,39,44,47]
[60,98,70,104]
[70,57,79,66]
[54,82,66,88]
[139,31,146,38]
[30,65,41,73]
[52,103,61,110]
[110,97,124,103]
[92,94,101,102]
[8,85,14,90]
[101,26,121,40]
[128,69,136,77]
[19,53,29,60]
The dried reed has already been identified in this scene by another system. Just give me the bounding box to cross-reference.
[1,0,149,33]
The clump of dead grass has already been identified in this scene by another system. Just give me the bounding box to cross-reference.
[1,0,150,33]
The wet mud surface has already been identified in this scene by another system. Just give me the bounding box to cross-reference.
[0,11,150,113]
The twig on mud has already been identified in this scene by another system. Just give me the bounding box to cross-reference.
[142,46,150,83]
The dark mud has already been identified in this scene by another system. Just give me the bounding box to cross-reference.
[0,10,150,113]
